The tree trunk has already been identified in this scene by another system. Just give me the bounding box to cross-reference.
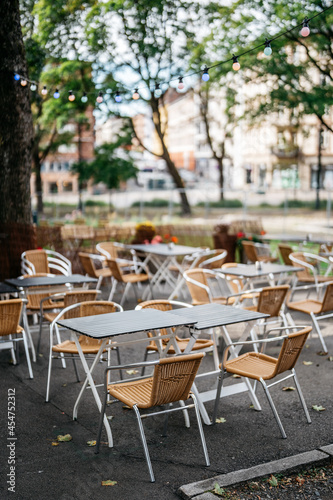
[32,144,44,214]
[150,97,191,216]
[77,121,83,212]
[315,126,323,210]
[0,0,35,279]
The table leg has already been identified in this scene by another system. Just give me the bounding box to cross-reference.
[71,335,113,448]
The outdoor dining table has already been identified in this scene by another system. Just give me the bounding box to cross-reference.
[127,243,203,299]
[220,262,304,289]
[56,307,198,447]
[165,303,269,425]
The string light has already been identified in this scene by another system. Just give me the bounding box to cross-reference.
[133,88,140,100]
[264,39,272,56]
[154,83,162,98]
[41,86,48,95]
[81,92,88,103]
[68,90,75,101]
[202,67,209,81]
[53,89,60,99]
[115,91,122,103]
[232,55,240,71]
[14,73,20,81]
[178,77,185,90]
[301,17,310,37]
[30,83,37,91]
[96,91,103,103]
[20,79,27,86]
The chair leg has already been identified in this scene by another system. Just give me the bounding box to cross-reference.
[46,331,54,402]
[212,368,225,424]
[95,387,109,454]
[260,379,287,439]
[115,346,123,380]
[310,312,328,353]
[108,278,118,301]
[120,282,131,306]
[141,349,149,376]
[22,330,33,379]
[55,324,66,369]
[191,394,210,467]
[133,405,155,482]
[292,369,311,424]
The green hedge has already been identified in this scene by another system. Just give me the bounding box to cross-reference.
[196,199,242,208]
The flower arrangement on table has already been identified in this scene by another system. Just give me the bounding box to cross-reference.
[150,233,179,246]
[235,231,266,262]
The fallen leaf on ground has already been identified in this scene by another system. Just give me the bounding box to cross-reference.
[212,482,225,496]
[268,475,278,487]
[312,405,326,412]
[51,441,59,446]
[62,383,67,387]
[317,351,328,356]
[282,386,296,391]
[215,417,226,423]
[232,374,241,378]
[296,476,305,485]
[57,434,72,442]
[87,440,96,447]
[126,369,138,375]
[101,480,117,486]
[303,361,313,365]
[328,356,333,362]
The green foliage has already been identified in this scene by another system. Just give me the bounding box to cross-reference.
[84,200,108,207]
[196,199,242,208]
[131,198,170,208]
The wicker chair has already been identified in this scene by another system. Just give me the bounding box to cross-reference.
[242,241,278,264]
[96,241,137,269]
[21,249,72,276]
[243,285,290,328]
[78,252,112,289]
[212,325,312,438]
[183,268,238,306]
[46,300,123,402]
[286,281,333,353]
[0,299,33,379]
[106,257,153,306]
[135,299,217,373]
[278,243,294,266]
[95,353,210,482]
[289,252,332,292]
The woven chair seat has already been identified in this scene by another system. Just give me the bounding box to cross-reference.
[122,273,149,283]
[287,299,322,315]
[146,337,214,354]
[95,267,112,278]
[27,300,65,311]
[108,377,154,408]
[225,352,278,380]
[52,339,106,355]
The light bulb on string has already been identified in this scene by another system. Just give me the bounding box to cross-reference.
[178,77,185,90]
[232,55,240,71]
[14,73,20,81]
[133,88,140,100]
[68,90,75,102]
[20,79,27,87]
[53,89,60,99]
[154,83,162,98]
[30,83,37,91]
[96,92,103,103]
[301,17,310,37]
[202,67,209,81]
[81,92,88,103]
[115,92,122,103]
[41,86,48,95]
[264,39,272,56]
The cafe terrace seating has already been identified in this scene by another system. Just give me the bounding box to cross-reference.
[212,325,312,438]
[95,352,209,482]
[21,249,72,276]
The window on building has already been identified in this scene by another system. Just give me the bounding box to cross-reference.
[49,162,54,171]
[49,182,58,194]
[62,182,73,192]
[310,165,323,189]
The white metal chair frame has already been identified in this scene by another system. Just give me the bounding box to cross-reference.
[96,241,138,270]
[95,356,210,482]
[289,252,332,296]
[183,268,240,304]
[107,258,153,306]
[46,300,123,402]
[212,325,312,438]
[21,249,72,276]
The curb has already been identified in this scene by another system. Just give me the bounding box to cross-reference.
[178,445,333,499]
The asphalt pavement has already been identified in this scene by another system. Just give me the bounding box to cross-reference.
[0,280,332,500]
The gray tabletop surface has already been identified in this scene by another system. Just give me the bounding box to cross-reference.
[127,243,200,256]
[5,274,98,288]
[220,263,303,277]
[0,282,18,294]
[166,303,269,330]
[57,307,197,339]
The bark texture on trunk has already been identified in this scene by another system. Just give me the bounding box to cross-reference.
[0,0,35,278]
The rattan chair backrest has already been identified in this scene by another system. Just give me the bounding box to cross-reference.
[22,273,55,309]
[138,300,174,344]
[106,258,124,282]
[242,241,258,263]
[78,253,97,278]
[184,269,210,304]
[278,244,293,266]
[256,285,290,317]
[197,249,227,269]
[0,299,23,336]
[63,290,99,319]
[97,242,118,259]
[273,327,311,376]
[290,252,312,280]
[24,250,49,274]
[150,353,204,406]
[221,263,244,292]
[77,301,120,346]
[321,282,333,313]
